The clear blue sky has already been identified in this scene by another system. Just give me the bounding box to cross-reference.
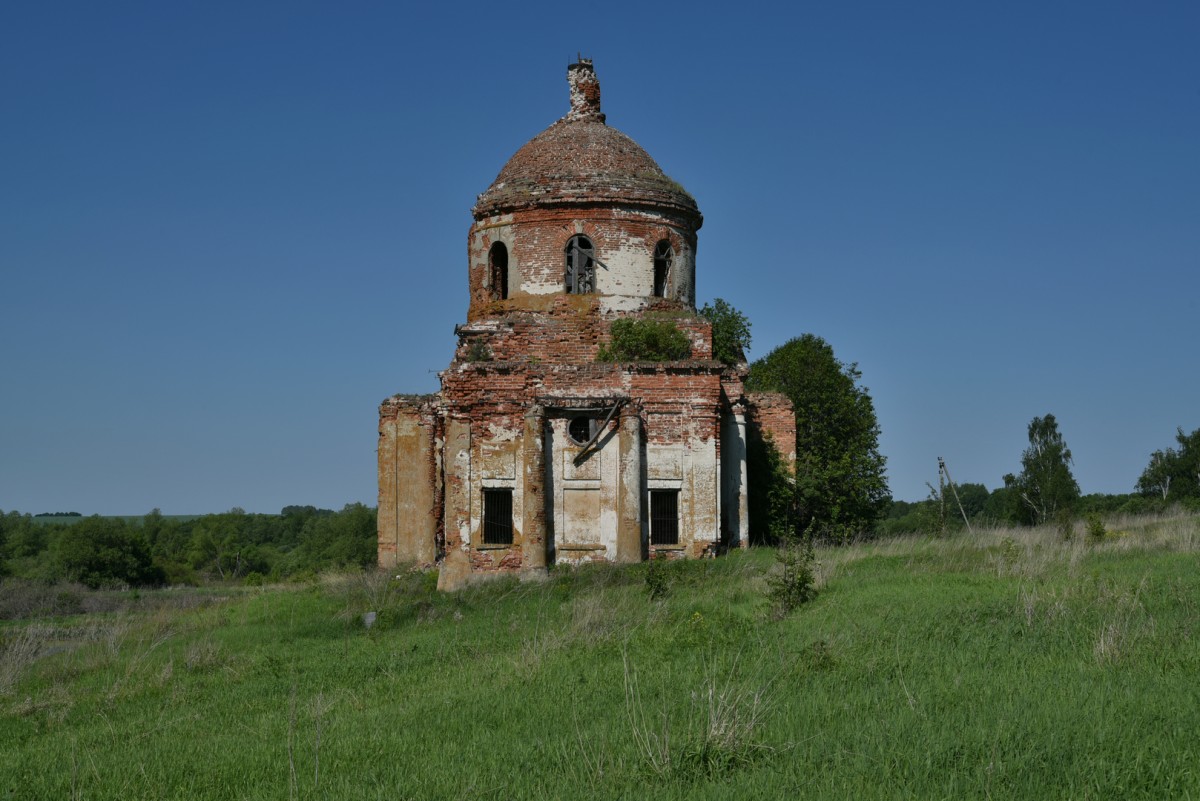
[2,1,1197,514]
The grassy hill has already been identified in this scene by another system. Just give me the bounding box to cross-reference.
[2,513,1198,799]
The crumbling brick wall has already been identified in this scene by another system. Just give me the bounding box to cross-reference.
[746,391,796,471]
[377,394,442,568]
[454,303,714,364]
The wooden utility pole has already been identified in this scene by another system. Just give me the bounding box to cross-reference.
[939,457,973,534]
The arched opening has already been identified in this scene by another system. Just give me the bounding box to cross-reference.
[488,242,509,301]
[653,240,673,298]
[565,235,595,294]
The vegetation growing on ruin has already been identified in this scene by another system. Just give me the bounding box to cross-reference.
[699,298,752,365]
[3,512,1199,799]
[597,317,691,362]
[464,340,493,362]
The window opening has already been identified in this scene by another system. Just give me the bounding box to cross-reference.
[650,490,680,546]
[565,235,595,294]
[489,242,509,301]
[568,416,593,445]
[653,240,673,298]
[482,489,514,545]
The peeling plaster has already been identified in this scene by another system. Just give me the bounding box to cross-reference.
[379,60,790,586]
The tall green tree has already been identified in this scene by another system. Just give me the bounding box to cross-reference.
[747,429,797,545]
[1,511,42,560]
[285,503,378,573]
[747,334,889,541]
[699,298,752,365]
[949,482,991,521]
[1137,449,1177,500]
[50,516,164,588]
[1136,427,1200,501]
[1004,414,1080,526]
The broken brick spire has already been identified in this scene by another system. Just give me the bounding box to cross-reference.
[565,58,605,123]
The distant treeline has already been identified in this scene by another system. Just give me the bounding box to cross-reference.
[0,505,376,588]
[879,422,1200,537]
[878,485,1199,537]
[33,512,82,518]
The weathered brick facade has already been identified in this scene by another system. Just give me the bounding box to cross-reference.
[379,60,793,587]
[745,391,797,470]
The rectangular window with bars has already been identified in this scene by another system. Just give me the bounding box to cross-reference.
[649,490,679,546]
[482,489,514,545]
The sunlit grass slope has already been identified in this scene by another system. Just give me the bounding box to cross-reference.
[2,513,1199,799]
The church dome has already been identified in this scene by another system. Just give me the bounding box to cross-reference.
[472,61,702,226]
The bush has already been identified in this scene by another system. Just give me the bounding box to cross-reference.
[50,517,164,588]
[465,341,493,362]
[155,558,198,587]
[1055,508,1075,541]
[0,579,86,620]
[598,318,691,362]
[766,536,818,616]
[645,554,670,600]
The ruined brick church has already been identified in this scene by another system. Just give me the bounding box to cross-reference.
[379,60,793,586]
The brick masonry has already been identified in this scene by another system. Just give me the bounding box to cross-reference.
[379,60,792,586]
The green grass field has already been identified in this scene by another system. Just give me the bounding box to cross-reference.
[2,514,1199,799]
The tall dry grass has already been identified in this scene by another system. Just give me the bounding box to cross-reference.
[820,509,1200,585]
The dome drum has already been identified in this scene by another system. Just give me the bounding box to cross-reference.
[467,208,697,318]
